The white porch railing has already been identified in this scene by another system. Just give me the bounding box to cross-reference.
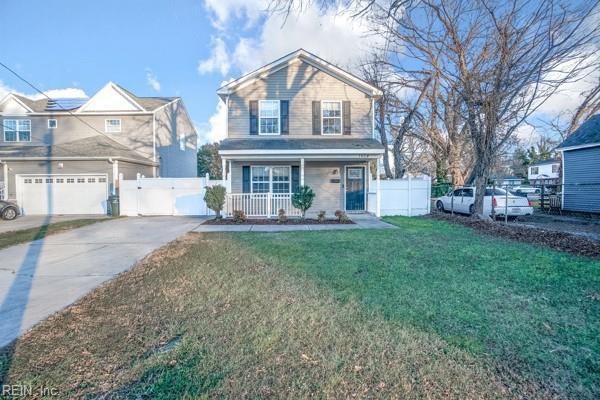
[226,193,301,218]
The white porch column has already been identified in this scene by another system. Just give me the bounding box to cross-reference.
[300,158,305,186]
[376,158,381,218]
[227,160,232,193]
[221,158,227,183]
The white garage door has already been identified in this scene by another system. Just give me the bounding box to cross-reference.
[17,174,109,215]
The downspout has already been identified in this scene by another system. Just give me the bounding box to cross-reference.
[0,160,7,201]
[108,157,119,196]
[152,112,157,177]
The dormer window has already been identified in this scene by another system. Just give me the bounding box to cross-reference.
[48,119,58,129]
[3,119,31,142]
[259,100,280,135]
[105,119,121,133]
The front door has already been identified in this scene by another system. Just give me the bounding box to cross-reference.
[345,167,365,211]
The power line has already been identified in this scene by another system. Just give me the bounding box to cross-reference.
[0,60,117,139]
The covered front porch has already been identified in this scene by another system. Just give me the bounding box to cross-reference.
[218,140,384,218]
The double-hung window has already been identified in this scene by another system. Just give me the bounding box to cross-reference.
[251,166,290,193]
[321,101,342,135]
[259,100,280,135]
[105,119,121,133]
[3,119,31,142]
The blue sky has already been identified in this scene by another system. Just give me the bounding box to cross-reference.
[1,0,594,146]
[0,0,219,139]
[0,0,378,145]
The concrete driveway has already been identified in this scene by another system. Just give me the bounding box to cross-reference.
[0,216,205,347]
[0,215,108,234]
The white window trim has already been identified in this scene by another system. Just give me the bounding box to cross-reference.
[48,119,58,129]
[321,100,343,136]
[258,100,280,136]
[250,165,292,194]
[105,119,122,133]
[3,119,31,142]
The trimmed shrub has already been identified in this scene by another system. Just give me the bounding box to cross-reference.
[291,185,315,219]
[204,185,226,219]
[232,209,247,223]
[317,211,326,223]
[335,210,350,223]
[277,208,288,223]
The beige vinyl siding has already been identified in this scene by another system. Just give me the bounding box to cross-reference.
[228,60,373,138]
[229,160,370,214]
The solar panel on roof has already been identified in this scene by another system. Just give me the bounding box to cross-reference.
[45,98,88,111]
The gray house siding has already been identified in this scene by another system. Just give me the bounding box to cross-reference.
[228,61,373,139]
[229,160,370,214]
[3,159,152,201]
[154,100,198,177]
[563,146,600,213]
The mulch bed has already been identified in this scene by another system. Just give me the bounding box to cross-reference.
[203,218,355,225]
[429,212,600,259]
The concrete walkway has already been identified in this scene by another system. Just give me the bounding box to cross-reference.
[193,214,397,232]
[0,216,205,347]
[0,215,109,234]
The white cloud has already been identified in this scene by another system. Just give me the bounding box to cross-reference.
[203,0,267,29]
[30,88,88,100]
[197,99,227,144]
[198,37,232,75]
[145,68,161,92]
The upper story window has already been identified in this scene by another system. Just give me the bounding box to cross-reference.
[48,119,58,129]
[105,119,121,133]
[259,100,280,135]
[3,119,31,142]
[321,101,342,135]
[551,164,559,173]
[530,166,539,175]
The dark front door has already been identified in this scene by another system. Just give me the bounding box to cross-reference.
[345,167,365,211]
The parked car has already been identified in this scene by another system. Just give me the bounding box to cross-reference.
[436,187,533,218]
[0,200,19,220]
[511,186,541,197]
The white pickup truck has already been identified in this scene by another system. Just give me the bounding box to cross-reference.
[436,187,534,217]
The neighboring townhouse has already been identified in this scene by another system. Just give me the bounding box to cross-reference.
[557,114,600,213]
[528,158,561,186]
[217,49,385,217]
[0,82,197,215]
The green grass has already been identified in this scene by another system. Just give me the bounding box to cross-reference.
[1,217,598,399]
[0,218,110,250]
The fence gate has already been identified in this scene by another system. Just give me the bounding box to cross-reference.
[120,177,223,216]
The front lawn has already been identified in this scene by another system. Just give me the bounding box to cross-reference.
[1,217,598,398]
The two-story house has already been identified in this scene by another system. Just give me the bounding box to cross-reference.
[528,158,561,186]
[217,49,385,217]
[0,82,197,215]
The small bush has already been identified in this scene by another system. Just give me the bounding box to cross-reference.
[277,208,288,223]
[204,185,226,219]
[317,211,326,223]
[232,209,247,223]
[291,186,316,219]
[335,210,350,223]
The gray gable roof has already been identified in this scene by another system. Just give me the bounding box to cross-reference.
[558,114,600,149]
[0,135,154,163]
[219,138,384,151]
[9,86,177,113]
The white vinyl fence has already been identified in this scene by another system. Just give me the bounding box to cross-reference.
[119,175,223,216]
[368,176,431,216]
